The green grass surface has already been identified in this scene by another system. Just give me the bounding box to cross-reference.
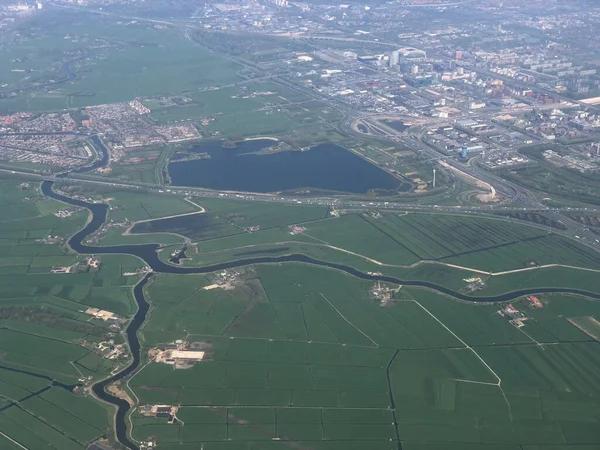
[194,198,330,231]
[148,82,314,124]
[130,197,329,244]
[132,262,600,449]
[107,192,198,222]
[3,178,600,449]
[132,212,243,242]
[176,211,600,283]
[304,213,600,271]
[0,19,240,112]
[0,179,143,449]
[0,368,109,448]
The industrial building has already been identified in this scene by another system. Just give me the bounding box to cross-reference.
[398,47,427,60]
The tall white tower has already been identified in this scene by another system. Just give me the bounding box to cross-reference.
[389,50,400,68]
[432,168,436,188]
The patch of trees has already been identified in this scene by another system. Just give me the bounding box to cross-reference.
[0,306,109,338]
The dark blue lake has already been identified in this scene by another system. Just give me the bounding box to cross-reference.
[167,140,409,194]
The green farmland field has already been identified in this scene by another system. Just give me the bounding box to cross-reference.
[147,82,316,124]
[193,197,330,231]
[129,198,330,255]
[304,212,600,271]
[173,211,600,280]
[0,180,144,449]
[131,261,600,449]
[169,209,600,296]
[105,191,199,223]
[0,17,241,112]
[0,365,110,448]
[131,212,243,242]
[2,178,600,450]
[127,195,334,267]
[3,0,600,447]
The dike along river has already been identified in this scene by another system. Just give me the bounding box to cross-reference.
[41,181,600,450]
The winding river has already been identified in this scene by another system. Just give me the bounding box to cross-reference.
[41,181,600,450]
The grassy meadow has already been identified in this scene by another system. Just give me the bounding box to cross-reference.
[0,180,142,448]
[131,264,600,449]
[1,178,600,450]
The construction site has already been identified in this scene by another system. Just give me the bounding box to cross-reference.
[139,405,180,424]
[203,268,251,291]
[50,256,101,273]
[85,307,126,326]
[149,340,213,369]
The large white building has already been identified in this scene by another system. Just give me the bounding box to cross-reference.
[389,50,400,67]
[398,47,427,60]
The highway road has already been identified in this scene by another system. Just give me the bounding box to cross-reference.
[342,116,600,250]
[2,164,600,253]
